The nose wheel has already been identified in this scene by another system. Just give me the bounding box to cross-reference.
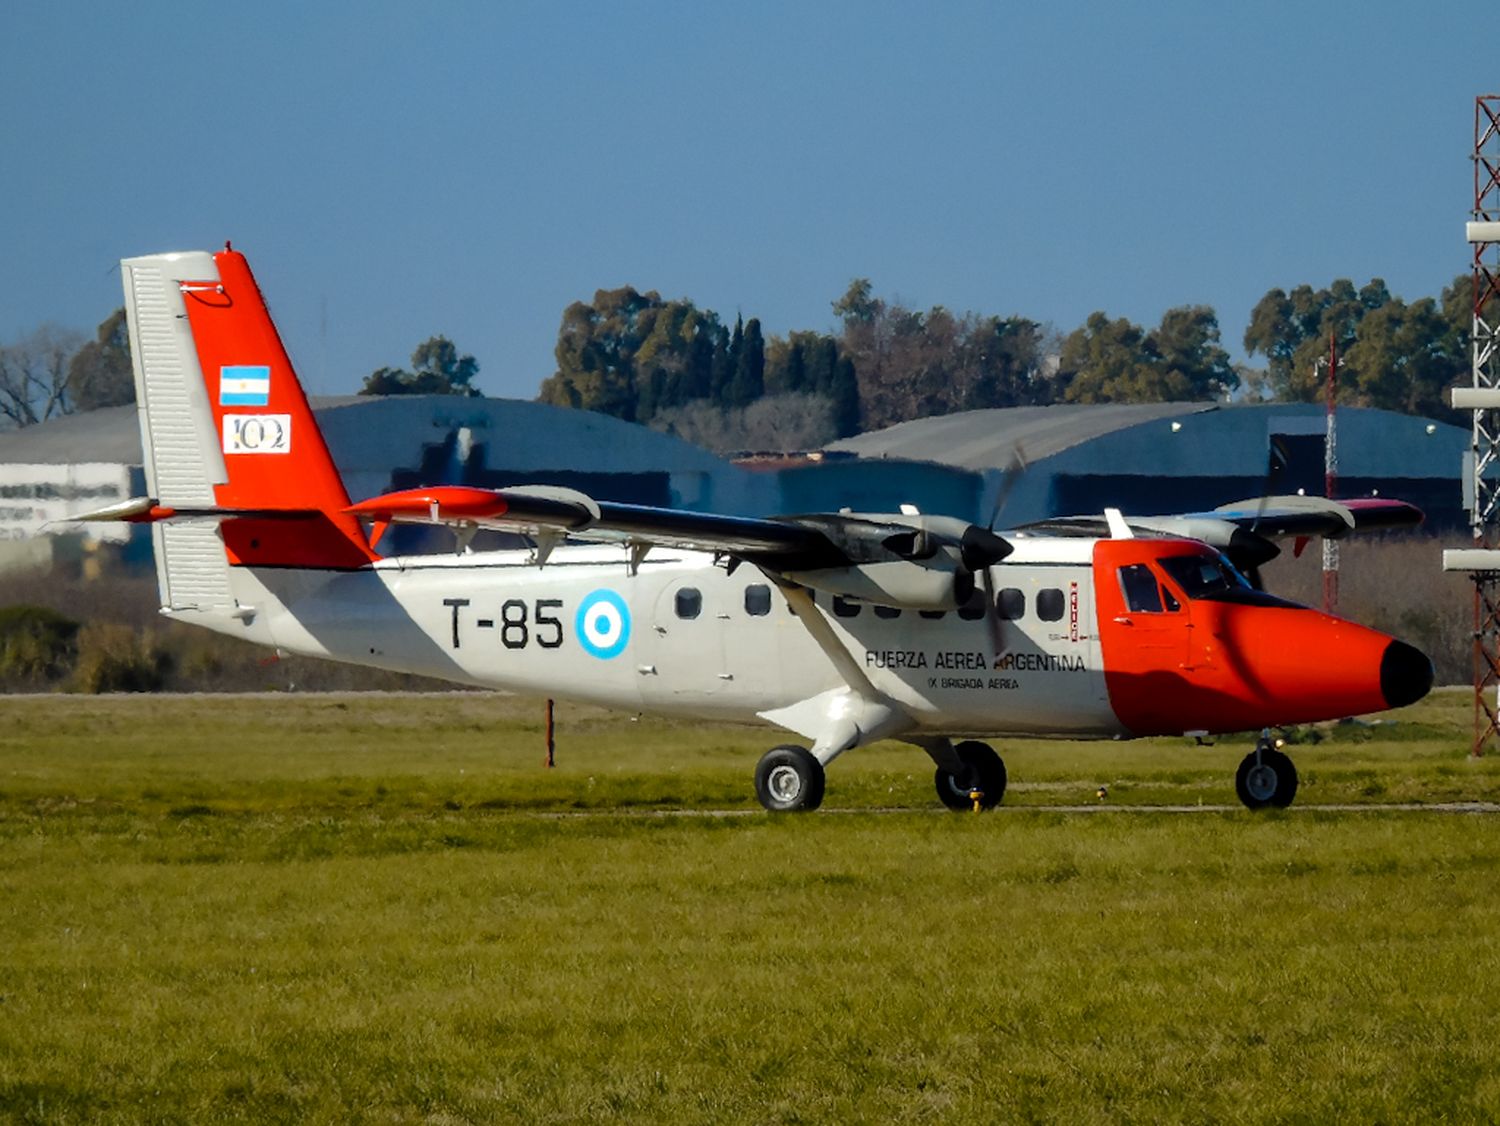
[1235,739,1298,810]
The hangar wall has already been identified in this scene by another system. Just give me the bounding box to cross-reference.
[1036,404,1467,530]
[0,397,1471,575]
[831,402,1469,532]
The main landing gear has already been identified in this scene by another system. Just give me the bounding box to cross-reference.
[1235,734,1299,810]
[934,740,1008,811]
[752,739,1011,813]
[754,745,826,812]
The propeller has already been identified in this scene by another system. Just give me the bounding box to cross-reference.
[1243,436,1291,590]
[1228,527,1280,591]
[960,525,1011,573]
[977,450,1026,660]
[984,448,1028,535]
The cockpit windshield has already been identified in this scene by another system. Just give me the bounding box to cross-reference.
[1158,553,1250,599]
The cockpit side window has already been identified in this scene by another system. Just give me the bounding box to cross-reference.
[1118,563,1165,613]
[1159,554,1248,599]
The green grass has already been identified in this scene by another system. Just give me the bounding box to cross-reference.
[1,689,1499,1122]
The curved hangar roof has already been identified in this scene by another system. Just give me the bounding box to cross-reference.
[826,401,1463,480]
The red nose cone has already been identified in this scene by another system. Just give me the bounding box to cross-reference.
[1380,640,1433,709]
[1233,612,1395,723]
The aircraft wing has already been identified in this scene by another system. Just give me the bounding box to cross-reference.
[344,483,1015,610]
[76,479,1418,593]
[1018,494,1423,573]
[347,484,855,567]
[1204,495,1424,538]
[1022,494,1421,539]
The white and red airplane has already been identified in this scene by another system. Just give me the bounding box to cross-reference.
[78,247,1434,812]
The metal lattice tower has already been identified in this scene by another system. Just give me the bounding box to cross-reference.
[1443,94,1500,756]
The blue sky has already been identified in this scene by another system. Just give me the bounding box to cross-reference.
[1,2,1493,398]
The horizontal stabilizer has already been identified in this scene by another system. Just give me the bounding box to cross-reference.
[65,496,163,523]
[62,496,329,524]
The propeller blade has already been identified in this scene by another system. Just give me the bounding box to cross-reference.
[1250,436,1291,536]
[981,565,1006,660]
[986,447,1028,531]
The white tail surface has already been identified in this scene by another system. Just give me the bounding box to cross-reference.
[122,251,234,610]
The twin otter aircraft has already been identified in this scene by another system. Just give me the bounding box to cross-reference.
[84,247,1434,812]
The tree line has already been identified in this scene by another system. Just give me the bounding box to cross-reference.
[1,273,1485,451]
[534,287,861,449]
[533,272,1482,451]
[0,310,134,427]
[1243,277,1474,417]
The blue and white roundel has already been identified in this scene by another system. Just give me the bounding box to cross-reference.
[575,589,631,660]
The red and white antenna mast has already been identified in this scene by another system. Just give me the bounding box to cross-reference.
[1323,332,1339,614]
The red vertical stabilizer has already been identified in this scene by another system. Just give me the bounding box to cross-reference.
[179,249,376,569]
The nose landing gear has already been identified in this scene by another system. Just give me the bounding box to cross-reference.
[1235,734,1298,810]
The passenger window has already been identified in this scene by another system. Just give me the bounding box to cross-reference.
[1118,564,1163,613]
[832,596,862,619]
[874,604,901,620]
[996,588,1025,620]
[957,588,987,621]
[744,584,772,617]
[675,588,702,620]
[1037,588,1065,622]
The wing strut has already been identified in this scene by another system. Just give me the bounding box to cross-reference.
[757,579,911,763]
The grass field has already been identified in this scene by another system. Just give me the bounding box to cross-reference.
[2,689,1499,1123]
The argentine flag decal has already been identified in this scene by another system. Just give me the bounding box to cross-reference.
[219,365,272,406]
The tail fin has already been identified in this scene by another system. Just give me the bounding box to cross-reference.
[122,247,374,609]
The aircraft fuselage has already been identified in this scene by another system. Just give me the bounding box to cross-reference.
[182,533,1423,745]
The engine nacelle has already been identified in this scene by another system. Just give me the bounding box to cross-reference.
[783,559,976,612]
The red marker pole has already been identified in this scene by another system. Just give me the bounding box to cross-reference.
[545,698,555,769]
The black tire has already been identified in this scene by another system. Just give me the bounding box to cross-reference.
[935,740,1008,811]
[754,745,825,812]
[1235,746,1299,810]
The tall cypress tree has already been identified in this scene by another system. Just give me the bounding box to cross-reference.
[712,316,743,406]
[731,318,765,407]
[807,336,837,395]
[687,323,717,401]
[782,340,807,393]
[829,355,861,437]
